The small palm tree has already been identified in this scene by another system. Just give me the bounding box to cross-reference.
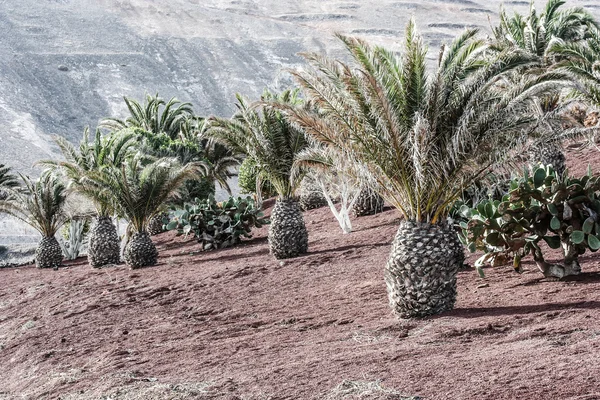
[86,155,203,268]
[39,128,137,267]
[0,164,19,200]
[208,89,310,259]
[0,172,68,268]
[288,21,563,317]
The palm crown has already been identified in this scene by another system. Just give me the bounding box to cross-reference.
[493,0,598,64]
[288,20,563,223]
[85,155,203,233]
[550,24,600,107]
[101,94,195,140]
[207,89,309,200]
[0,172,68,237]
[40,128,137,217]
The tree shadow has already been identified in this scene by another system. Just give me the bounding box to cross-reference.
[507,271,600,288]
[301,242,390,257]
[442,300,600,319]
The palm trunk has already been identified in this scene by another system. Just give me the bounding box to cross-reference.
[268,198,308,259]
[385,221,464,318]
[528,142,566,177]
[299,177,328,211]
[88,216,121,268]
[124,231,158,269]
[352,186,384,217]
[35,236,63,269]
[148,212,168,236]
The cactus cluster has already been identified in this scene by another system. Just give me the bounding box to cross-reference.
[460,165,600,279]
[166,196,269,251]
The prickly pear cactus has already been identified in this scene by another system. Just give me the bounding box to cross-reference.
[461,165,600,278]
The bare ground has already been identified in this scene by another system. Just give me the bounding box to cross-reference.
[2,146,600,399]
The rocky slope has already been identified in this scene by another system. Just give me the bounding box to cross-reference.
[3,0,599,174]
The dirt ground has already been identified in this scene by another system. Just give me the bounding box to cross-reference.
[2,145,600,399]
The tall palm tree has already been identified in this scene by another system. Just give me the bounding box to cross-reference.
[39,128,136,267]
[208,89,310,259]
[86,155,202,268]
[0,164,19,200]
[0,172,68,268]
[287,21,563,318]
[492,0,599,169]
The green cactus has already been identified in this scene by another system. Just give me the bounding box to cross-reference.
[460,165,600,279]
[165,195,269,251]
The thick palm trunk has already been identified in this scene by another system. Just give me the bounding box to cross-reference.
[528,142,566,177]
[88,216,121,268]
[352,186,384,217]
[385,221,464,318]
[299,177,327,211]
[35,236,63,269]
[148,212,168,236]
[268,198,308,259]
[124,231,158,268]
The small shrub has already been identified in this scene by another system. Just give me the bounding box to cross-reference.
[166,195,269,250]
[460,165,600,279]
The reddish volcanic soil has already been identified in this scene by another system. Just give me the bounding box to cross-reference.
[2,145,600,399]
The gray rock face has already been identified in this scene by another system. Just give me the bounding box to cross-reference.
[6,0,598,175]
[0,0,598,180]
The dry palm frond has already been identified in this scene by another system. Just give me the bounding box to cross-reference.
[287,19,566,223]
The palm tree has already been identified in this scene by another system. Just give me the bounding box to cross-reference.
[208,89,310,259]
[86,155,202,268]
[492,0,597,63]
[287,21,563,318]
[492,0,599,169]
[0,164,19,200]
[39,128,137,267]
[0,172,68,268]
[550,24,600,108]
[101,94,195,140]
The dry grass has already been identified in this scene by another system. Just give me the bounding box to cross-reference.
[58,381,214,400]
[324,379,421,400]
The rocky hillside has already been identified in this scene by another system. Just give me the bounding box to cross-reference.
[3,0,599,175]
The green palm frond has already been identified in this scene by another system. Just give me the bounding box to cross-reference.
[493,0,598,64]
[0,164,19,195]
[207,89,309,199]
[100,94,195,140]
[85,155,204,233]
[38,127,137,216]
[549,23,600,107]
[0,171,68,237]
[288,21,565,223]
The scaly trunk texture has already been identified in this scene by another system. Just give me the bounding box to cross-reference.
[124,231,158,269]
[528,142,566,177]
[148,212,168,236]
[298,177,327,211]
[352,186,384,217]
[35,236,63,269]
[385,221,464,318]
[268,199,308,259]
[88,216,121,268]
